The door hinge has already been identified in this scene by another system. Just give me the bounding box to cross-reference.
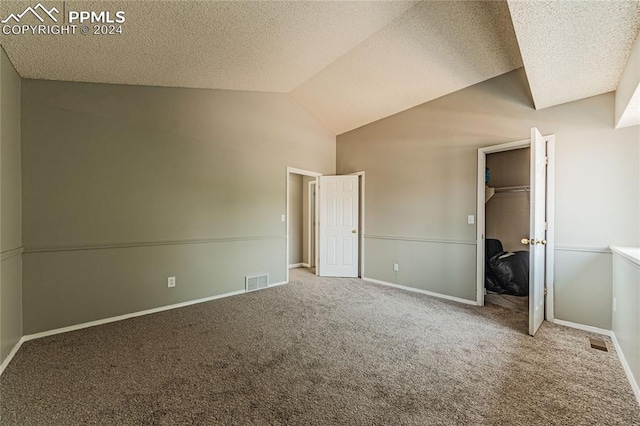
[544,286,548,296]
[545,156,549,166]
[544,222,548,231]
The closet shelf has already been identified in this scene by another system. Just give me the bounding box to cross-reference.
[485,185,529,203]
[494,185,530,193]
[485,186,495,203]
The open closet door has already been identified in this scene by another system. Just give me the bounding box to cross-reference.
[318,175,359,277]
[528,127,547,336]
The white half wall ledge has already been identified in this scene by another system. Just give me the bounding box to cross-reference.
[615,32,640,129]
[610,246,640,266]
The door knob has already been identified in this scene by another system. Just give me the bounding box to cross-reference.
[352,230,357,234]
[521,238,547,245]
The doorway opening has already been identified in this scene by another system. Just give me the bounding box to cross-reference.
[476,129,555,336]
[286,169,366,281]
[484,147,531,320]
[286,167,321,284]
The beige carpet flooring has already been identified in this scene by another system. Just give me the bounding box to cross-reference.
[485,292,529,314]
[1,268,639,425]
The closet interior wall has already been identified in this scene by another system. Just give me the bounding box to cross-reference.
[486,148,531,253]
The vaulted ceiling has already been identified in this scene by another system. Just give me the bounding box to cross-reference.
[508,0,640,110]
[1,1,639,134]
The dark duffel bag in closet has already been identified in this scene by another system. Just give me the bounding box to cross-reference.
[488,251,529,296]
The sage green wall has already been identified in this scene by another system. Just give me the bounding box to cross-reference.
[337,68,640,329]
[22,79,335,334]
[0,48,22,363]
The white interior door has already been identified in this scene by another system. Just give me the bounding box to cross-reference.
[318,175,359,277]
[528,127,547,336]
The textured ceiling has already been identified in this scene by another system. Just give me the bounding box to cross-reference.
[0,0,416,92]
[292,1,523,134]
[508,0,640,110]
[1,1,640,134]
[615,30,640,129]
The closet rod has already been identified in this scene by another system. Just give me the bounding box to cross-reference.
[494,185,530,193]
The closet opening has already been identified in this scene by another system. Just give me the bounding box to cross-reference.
[484,148,531,319]
[476,129,555,336]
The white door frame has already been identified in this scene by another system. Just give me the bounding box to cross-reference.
[475,136,555,321]
[286,167,321,284]
[308,180,317,269]
[287,168,366,281]
[349,171,366,278]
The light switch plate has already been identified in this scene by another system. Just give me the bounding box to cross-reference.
[281,214,286,222]
[467,215,475,225]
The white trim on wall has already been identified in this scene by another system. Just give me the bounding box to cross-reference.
[24,236,284,254]
[363,277,478,306]
[0,246,24,260]
[552,319,612,336]
[611,332,640,404]
[23,289,247,342]
[365,235,476,245]
[1,286,273,376]
[0,337,27,376]
[555,246,612,254]
[0,248,24,375]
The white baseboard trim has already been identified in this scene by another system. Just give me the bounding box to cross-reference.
[611,332,640,405]
[288,263,306,269]
[269,281,288,287]
[22,289,247,342]
[363,277,478,306]
[552,319,612,337]
[0,336,27,376]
